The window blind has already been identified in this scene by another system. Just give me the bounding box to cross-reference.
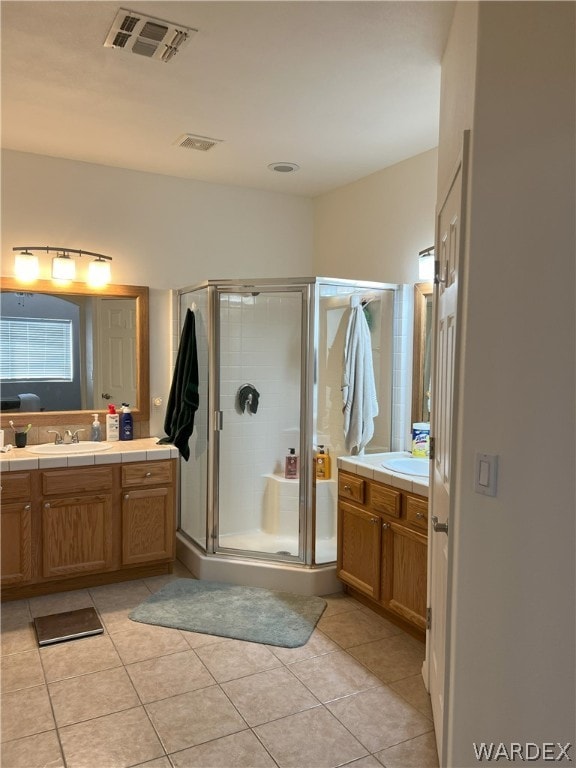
[0,317,73,381]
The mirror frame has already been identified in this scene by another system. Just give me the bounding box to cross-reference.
[411,281,433,427]
[0,277,150,427]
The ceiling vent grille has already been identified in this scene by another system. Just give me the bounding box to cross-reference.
[175,134,223,152]
[104,8,196,62]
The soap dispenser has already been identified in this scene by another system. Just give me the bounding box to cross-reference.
[285,448,298,479]
[91,414,102,442]
[315,445,331,480]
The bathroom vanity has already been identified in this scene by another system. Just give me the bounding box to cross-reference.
[0,439,178,601]
[337,453,429,638]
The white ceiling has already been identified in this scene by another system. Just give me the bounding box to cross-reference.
[1,1,455,198]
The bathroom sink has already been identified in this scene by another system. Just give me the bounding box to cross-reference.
[28,441,113,455]
[381,457,429,477]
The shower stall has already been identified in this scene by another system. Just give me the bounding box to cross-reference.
[176,277,401,594]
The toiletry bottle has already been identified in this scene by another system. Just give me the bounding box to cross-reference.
[285,448,298,479]
[315,445,331,480]
[91,414,102,442]
[120,403,133,441]
[106,404,120,442]
[412,422,430,457]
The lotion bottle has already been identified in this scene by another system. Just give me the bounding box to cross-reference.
[91,414,102,442]
[285,448,298,479]
[106,404,119,442]
[120,403,133,441]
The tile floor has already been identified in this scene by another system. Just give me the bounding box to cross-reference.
[0,561,438,768]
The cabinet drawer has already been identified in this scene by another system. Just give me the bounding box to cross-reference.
[338,474,365,504]
[371,483,401,518]
[405,493,428,532]
[122,461,173,488]
[42,467,114,496]
[1,472,32,501]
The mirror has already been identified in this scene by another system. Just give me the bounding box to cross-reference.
[0,277,149,426]
[412,282,433,425]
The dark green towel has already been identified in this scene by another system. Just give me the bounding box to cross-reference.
[158,309,199,460]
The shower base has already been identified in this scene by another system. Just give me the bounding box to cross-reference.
[176,532,342,596]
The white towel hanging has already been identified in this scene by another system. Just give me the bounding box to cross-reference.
[342,301,379,454]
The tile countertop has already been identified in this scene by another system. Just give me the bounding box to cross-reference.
[0,438,179,472]
[337,451,429,498]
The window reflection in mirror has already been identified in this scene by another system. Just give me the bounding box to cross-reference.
[0,278,149,426]
[412,282,433,425]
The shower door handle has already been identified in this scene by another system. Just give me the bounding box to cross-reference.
[214,410,223,431]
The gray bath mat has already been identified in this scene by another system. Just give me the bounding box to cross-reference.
[129,578,327,648]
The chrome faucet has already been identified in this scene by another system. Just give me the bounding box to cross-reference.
[47,430,63,445]
[47,429,85,445]
[65,429,85,444]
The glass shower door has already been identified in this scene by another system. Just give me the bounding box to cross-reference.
[214,288,306,561]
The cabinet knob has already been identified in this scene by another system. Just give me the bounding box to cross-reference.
[44,502,50,509]
[24,504,31,511]
[415,512,425,519]
[343,484,351,491]
[382,521,390,529]
[145,471,152,477]
[124,494,130,500]
[370,517,377,524]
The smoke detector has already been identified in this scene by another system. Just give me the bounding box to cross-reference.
[174,134,223,152]
[104,8,196,62]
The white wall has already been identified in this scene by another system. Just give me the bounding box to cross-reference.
[445,3,576,765]
[313,148,438,285]
[1,150,314,434]
[436,3,478,200]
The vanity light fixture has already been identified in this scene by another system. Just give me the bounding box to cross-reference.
[418,246,435,282]
[12,246,113,287]
[14,250,40,282]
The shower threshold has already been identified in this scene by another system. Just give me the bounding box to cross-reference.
[176,532,342,596]
[218,531,336,563]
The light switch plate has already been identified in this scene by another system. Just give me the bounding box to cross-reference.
[474,452,498,496]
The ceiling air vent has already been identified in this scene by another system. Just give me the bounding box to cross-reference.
[104,8,196,62]
[174,134,223,152]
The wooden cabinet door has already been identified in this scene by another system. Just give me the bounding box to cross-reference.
[380,520,427,630]
[337,500,382,600]
[122,486,174,565]
[42,494,113,578]
[1,501,32,585]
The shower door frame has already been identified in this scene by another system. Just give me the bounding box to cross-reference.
[208,278,317,566]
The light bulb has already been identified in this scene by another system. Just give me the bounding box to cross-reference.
[418,253,434,282]
[14,252,40,282]
[52,254,76,282]
[87,258,111,288]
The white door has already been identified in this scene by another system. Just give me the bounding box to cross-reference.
[428,132,470,764]
[95,298,137,409]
